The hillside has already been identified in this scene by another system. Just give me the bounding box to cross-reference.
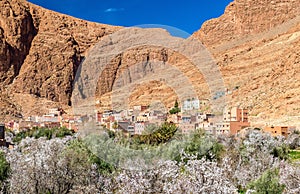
[0,0,299,127]
[193,0,300,126]
[0,0,120,119]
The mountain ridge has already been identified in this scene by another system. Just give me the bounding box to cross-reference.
[0,0,299,127]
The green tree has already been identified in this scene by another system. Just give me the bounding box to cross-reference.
[142,124,158,135]
[183,129,224,162]
[169,100,181,115]
[0,151,10,182]
[132,122,178,146]
[67,140,115,174]
[112,121,118,131]
[271,144,289,160]
[247,168,285,194]
[13,127,74,143]
[174,99,179,108]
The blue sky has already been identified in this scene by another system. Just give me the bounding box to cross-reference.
[27,0,233,35]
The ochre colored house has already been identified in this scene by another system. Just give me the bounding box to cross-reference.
[264,126,291,138]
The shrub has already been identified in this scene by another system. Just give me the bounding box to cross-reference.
[271,144,289,160]
[247,168,285,193]
[169,100,181,114]
[0,151,10,182]
[67,140,115,175]
[133,122,178,146]
[13,127,74,143]
[183,130,224,162]
[288,150,300,161]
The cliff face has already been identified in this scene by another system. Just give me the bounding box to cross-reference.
[193,0,300,125]
[94,42,210,112]
[0,0,37,85]
[194,0,300,48]
[0,0,120,119]
[71,28,212,113]
[0,0,299,125]
[94,0,300,123]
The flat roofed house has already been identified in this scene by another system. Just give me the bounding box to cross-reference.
[182,98,200,111]
[264,126,292,138]
[118,121,135,136]
[223,107,250,135]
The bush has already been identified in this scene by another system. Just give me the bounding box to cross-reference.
[53,127,74,138]
[169,100,181,115]
[288,150,300,161]
[183,129,224,162]
[132,122,178,146]
[67,140,115,174]
[13,127,74,143]
[169,107,180,115]
[247,168,285,193]
[271,144,289,160]
[0,152,10,182]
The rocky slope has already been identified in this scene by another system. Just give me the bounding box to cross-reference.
[194,0,300,48]
[91,0,300,125]
[71,27,216,114]
[0,0,120,120]
[193,0,300,126]
[0,0,299,127]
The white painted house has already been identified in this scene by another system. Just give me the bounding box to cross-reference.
[182,98,200,111]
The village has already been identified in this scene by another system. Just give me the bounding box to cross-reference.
[95,98,296,138]
[1,98,297,142]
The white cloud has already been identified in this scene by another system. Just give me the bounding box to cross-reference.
[104,8,125,13]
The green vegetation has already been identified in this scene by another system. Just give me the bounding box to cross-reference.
[0,151,10,182]
[271,144,290,160]
[142,124,159,135]
[237,187,247,194]
[107,124,223,163]
[106,122,179,150]
[288,150,300,162]
[169,100,181,114]
[66,140,115,174]
[112,121,118,130]
[13,127,75,143]
[2,124,300,193]
[133,122,178,146]
[247,168,285,194]
[181,129,224,162]
[293,130,300,135]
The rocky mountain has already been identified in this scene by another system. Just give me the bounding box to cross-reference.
[0,0,120,119]
[73,29,213,114]
[0,0,299,127]
[194,0,300,47]
[193,0,300,126]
